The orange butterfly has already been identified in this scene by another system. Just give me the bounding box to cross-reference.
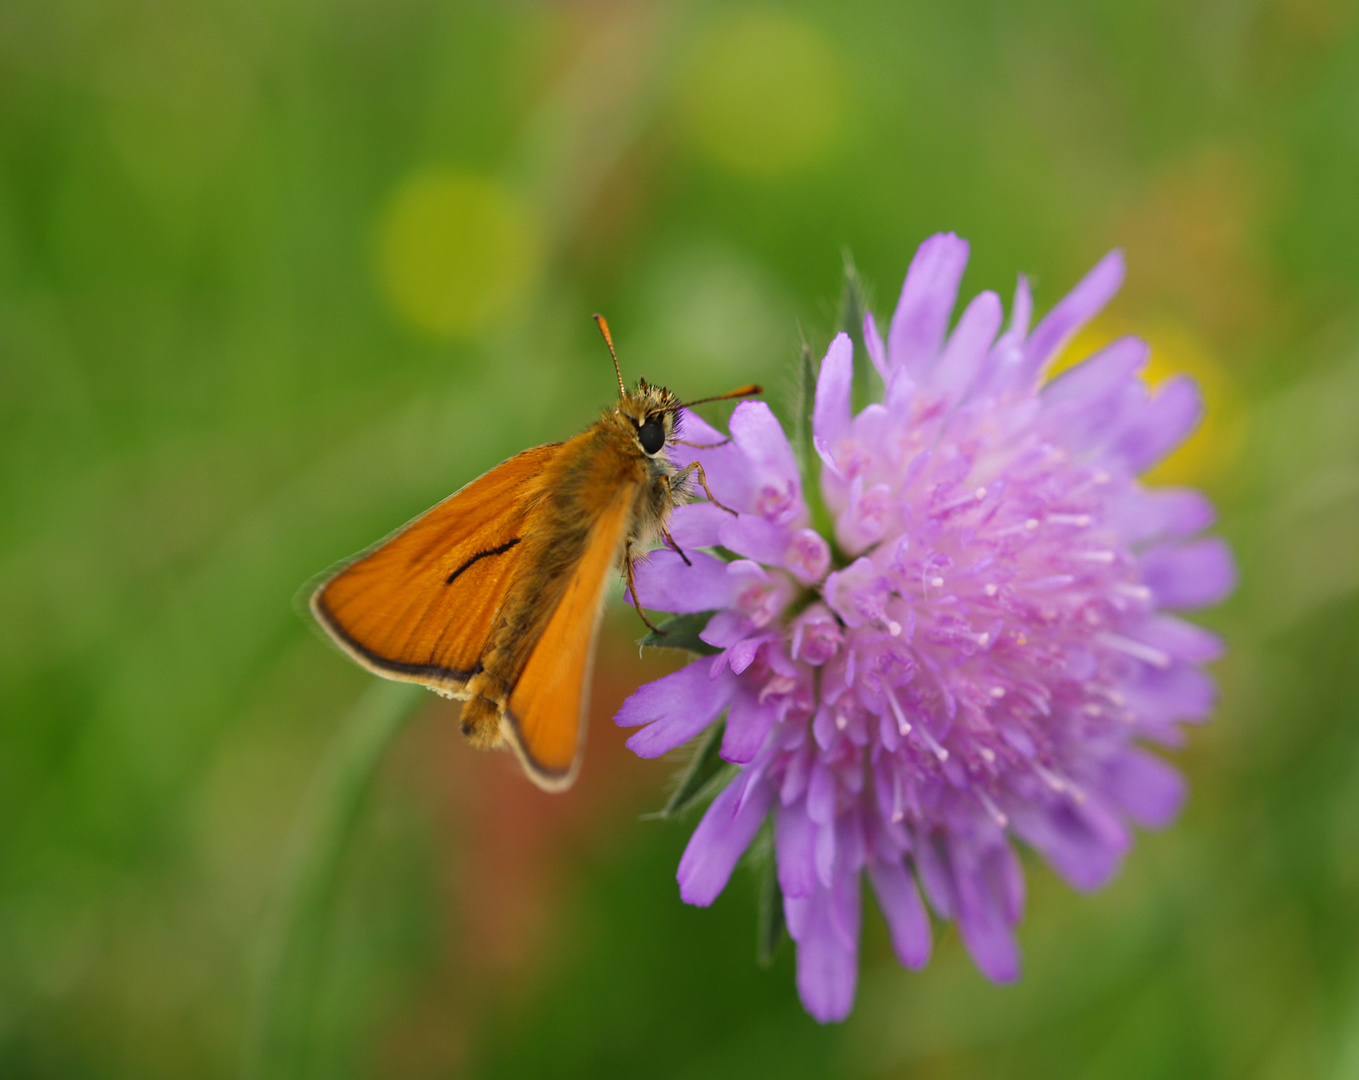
[311,317,759,791]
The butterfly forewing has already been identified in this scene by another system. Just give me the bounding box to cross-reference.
[503,480,637,788]
[312,444,560,693]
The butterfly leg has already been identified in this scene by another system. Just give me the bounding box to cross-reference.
[624,541,666,635]
[674,461,737,516]
[660,526,691,566]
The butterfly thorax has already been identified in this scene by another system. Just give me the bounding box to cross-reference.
[459,378,689,752]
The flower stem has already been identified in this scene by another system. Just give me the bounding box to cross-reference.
[240,680,425,1080]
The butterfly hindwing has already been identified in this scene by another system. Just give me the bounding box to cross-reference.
[502,479,637,789]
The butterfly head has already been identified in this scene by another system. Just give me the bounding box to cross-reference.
[618,379,681,459]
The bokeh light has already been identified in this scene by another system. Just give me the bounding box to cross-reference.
[375,170,541,339]
[677,9,849,179]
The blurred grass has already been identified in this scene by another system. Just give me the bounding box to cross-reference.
[2,0,1359,1077]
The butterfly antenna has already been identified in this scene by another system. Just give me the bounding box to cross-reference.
[593,314,626,397]
[673,384,763,411]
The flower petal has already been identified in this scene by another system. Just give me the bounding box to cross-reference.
[631,550,733,613]
[953,838,1024,982]
[1102,749,1186,828]
[667,502,729,548]
[1131,614,1225,664]
[719,514,788,564]
[1121,662,1217,730]
[786,877,860,1023]
[1042,334,1148,409]
[675,410,753,510]
[1021,249,1125,387]
[868,859,932,969]
[932,289,1003,402]
[1140,537,1236,610]
[721,688,775,764]
[889,233,970,380]
[677,773,773,906]
[1011,794,1128,892]
[618,661,738,758]
[1115,487,1216,544]
[813,333,854,449]
[730,401,801,493]
[1111,375,1202,471]
[776,799,818,898]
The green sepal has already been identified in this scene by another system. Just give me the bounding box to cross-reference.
[646,718,733,820]
[744,820,786,966]
[640,611,721,655]
[837,250,879,413]
[756,843,786,966]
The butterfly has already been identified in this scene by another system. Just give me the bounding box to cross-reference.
[310,316,759,791]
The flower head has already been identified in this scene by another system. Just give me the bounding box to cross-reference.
[616,235,1235,1022]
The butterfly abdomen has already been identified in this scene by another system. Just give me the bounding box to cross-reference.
[459,426,648,750]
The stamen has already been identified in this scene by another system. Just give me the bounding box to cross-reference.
[1034,762,1087,803]
[1033,762,1066,793]
[1091,686,1125,707]
[1026,574,1075,590]
[1048,513,1091,526]
[937,487,989,515]
[916,722,950,762]
[1073,550,1116,563]
[884,684,912,736]
[976,788,1009,829]
[1113,583,1153,601]
[995,518,1040,538]
[1095,631,1172,669]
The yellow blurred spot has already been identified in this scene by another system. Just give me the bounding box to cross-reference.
[678,10,847,179]
[374,171,540,339]
[1049,318,1247,487]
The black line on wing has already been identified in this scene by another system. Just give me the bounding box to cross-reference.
[445,537,521,585]
[312,596,475,684]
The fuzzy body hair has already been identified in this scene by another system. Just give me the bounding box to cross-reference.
[459,381,688,749]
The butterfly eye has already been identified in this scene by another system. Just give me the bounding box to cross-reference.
[637,416,666,455]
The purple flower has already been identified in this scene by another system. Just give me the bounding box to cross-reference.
[616,234,1235,1023]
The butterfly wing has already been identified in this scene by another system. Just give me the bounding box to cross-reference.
[501,478,637,790]
[311,443,560,694]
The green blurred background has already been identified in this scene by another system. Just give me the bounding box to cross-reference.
[3,0,1359,1076]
